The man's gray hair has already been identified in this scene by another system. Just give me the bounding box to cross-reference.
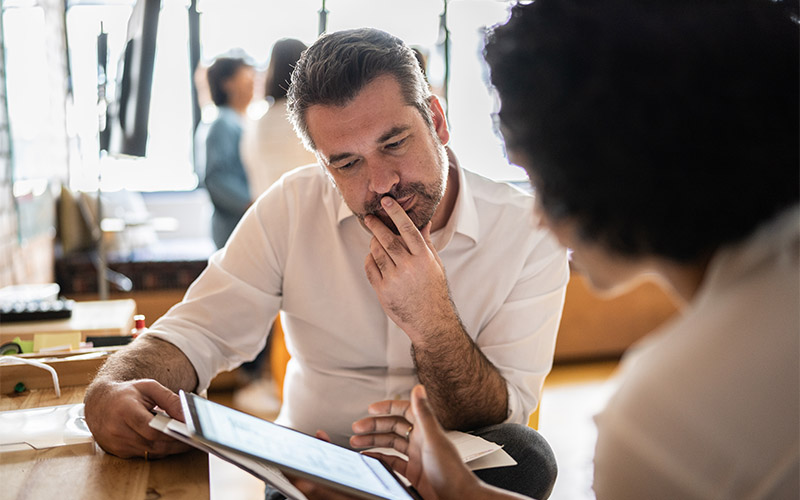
[287,28,433,151]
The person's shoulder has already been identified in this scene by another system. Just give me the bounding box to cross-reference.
[261,163,330,201]
[279,163,325,185]
[462,167,534,211]
[253,163,341,227]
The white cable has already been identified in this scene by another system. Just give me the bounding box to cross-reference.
[0,356,61,397]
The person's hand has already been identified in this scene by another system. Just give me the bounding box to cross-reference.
[83,378,190,459]
[351,385,482,500]
[350,398,434,498]
[363,196,457,342]
[350,399,415,455]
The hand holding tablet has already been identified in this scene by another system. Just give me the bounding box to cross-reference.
[176,391,420,500]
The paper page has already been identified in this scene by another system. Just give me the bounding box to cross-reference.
[367,430,516,471]
[464,447,518,470]
[446,430,503,462]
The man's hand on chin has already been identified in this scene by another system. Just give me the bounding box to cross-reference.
[363,196,458,343]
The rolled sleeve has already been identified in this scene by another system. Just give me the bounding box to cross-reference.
[143,188,287,392]
[476,235,569,425]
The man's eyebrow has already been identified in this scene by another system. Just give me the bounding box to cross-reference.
[377,125,411,144]
[327,151,355,165]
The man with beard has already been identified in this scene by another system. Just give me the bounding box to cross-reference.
[84,28,568,498]
[311,3,798,500]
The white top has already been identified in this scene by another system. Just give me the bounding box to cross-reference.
[240,100,317,198]
[145,162,569,446]
[593,206,800,499]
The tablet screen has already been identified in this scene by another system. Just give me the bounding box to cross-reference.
[182,392,416,500]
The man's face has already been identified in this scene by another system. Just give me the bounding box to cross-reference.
[304,75,450,234]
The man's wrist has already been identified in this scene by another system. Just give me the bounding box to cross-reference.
[406,308,464,348]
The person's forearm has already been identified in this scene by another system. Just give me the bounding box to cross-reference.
[411,312,508,431]
[90,336,198,393]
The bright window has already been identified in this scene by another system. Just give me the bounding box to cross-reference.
[66,0,195,192]
[4,5,54,181]
[62,0,521,194]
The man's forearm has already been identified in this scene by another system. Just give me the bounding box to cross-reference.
[90,336,198,393]
[411,314,508,431]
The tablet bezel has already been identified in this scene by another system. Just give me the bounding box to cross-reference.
[180,391,419,500]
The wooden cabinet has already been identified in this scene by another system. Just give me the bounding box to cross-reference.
[554,271,679,361]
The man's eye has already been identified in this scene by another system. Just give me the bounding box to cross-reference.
[385,138,407,150]
[336,159,358,170]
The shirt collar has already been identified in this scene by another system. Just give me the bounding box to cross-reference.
[335,147,480,249]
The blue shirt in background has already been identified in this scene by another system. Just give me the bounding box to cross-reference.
[204,106,251,249]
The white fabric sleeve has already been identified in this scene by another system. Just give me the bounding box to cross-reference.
[143,185,288,392]
[477,233,569,425]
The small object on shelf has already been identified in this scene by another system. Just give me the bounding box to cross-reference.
[131,314,147,338]
[0,342,22,355]
[85,335,133,347]
[0,299,75,323]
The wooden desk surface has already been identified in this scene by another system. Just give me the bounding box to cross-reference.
[0,386,209,500]
[0,299,137,343]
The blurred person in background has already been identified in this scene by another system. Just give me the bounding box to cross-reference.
[203,55,255,249]
[241,38,316,198]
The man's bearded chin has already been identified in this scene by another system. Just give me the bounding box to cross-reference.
[360,180,443,235]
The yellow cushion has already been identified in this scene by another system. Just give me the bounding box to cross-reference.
[528,406,540,430]
[269,317,290,401]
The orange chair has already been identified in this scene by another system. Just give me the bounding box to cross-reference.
[528,405,540,430]
[269,316,291,402]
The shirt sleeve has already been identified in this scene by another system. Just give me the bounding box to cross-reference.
[477,233,570,426]
[142,187,287,392]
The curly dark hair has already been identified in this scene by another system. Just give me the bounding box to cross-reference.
[207,57,251,107]
[485,0,799,262]
[287,28,432,151]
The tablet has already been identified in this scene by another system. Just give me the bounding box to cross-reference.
[180,391,420,500]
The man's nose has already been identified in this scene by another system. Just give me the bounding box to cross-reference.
[367,161,400,195]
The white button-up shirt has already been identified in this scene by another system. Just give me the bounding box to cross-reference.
[146,161,568,446]
[593,205,800,499]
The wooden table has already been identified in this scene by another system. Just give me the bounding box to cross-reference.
[0,386,209,500]
[0,299,137,343]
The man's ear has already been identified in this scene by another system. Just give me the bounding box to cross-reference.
[429,95,450,146]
